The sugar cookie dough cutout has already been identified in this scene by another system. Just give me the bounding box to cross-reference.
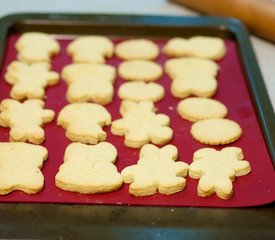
[55,142,123,194]
[118,60,163,82]
[118,82,164,102]
[58,103,111,144]
[115,39,159,60]
[67,36,114,64]
[189,147,251,199]
[62,63,116,84]
[165,57,219,79]
[15,32,60,63]
[0,99,55,144]
[111,101,173,148]
[5,61,59,100]
[121,144,189,196]
[177,97,228,122]
[0,142,48,195]
[171,74,218,99]
[62,63,116,105]
[163,36,226,60]
[191,118,242,145]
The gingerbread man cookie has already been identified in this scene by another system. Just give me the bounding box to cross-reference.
[15,32,60,63]
[0,142,48,195]
[5,61,59,100]
[55,142,123,194]
[189,147,251,199]
[57,103,111,144]
[0,99,55,144]
[111,101,173,148]
[121,144,189,196]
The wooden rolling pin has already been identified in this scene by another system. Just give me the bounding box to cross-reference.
[172,0,275,42]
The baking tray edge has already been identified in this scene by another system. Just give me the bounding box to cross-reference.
[0,13,274,239]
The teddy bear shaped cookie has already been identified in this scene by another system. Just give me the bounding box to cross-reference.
[55,142,123,194]
[0,142,48,195]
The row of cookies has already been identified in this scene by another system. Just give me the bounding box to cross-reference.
[0,141,251,200]
[17,32,227,63]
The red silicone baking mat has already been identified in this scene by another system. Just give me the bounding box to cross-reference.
[0,34,274,207]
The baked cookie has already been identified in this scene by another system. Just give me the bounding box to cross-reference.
[118,60,163,82]
[115,39,159,60]
[0,142,48,195]
[15,32,60,63]
[5,61,59,100]
[165,57,219,79]
[172,74,218,99]
[163,36,226,60]
[121,144,189,196]
[118,82,164,102]
[62,63,116,84]
[189,147,251,199]
[111,101,173,148]
[191,118,242,145]
[67,36,114,64]
[55,142,123,194]
[0,99,55,144]
[177,97,228,122]
[57,103,111,144]
[62,63,116,105]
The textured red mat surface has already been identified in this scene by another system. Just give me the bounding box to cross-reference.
[0,35,274,207]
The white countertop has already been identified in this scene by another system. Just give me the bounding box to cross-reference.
[0,0,274,110]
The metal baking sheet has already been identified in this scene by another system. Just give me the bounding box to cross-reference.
[0,13,274,239]
[0,34,274,207]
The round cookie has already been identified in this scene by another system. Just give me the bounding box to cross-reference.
[177,97,228,122]
[118,82,164,102]
[115,39,159,60]
[191,118,242,145]
[118,60,163,82]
